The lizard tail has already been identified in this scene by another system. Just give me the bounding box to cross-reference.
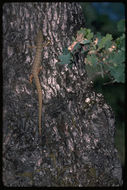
[34,75,42,136]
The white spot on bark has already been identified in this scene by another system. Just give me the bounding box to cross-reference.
[85,98,90,103]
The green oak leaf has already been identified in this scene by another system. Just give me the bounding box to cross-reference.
[86,31,93,40]
[109,63,125,83]
[86,54,98,65]
[58,52,72,65]
[98,34,113,50]
[116,34,125,50]
[108,50,125,66]
[77,27,87,36]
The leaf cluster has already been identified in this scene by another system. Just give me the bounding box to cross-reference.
[57,19,125,84]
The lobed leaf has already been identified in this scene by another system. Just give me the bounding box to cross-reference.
[58,52,72,65]
[109,63,125,83]
[98,34,113,50]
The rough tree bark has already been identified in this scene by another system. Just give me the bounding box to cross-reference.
[3,3,122,187]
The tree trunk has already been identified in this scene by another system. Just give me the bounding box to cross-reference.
[3,2,122,186]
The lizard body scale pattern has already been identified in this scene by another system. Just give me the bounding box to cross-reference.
[30,31,43,136]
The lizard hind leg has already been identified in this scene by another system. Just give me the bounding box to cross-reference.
[29,65,42,84]
[37,66,42,74]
